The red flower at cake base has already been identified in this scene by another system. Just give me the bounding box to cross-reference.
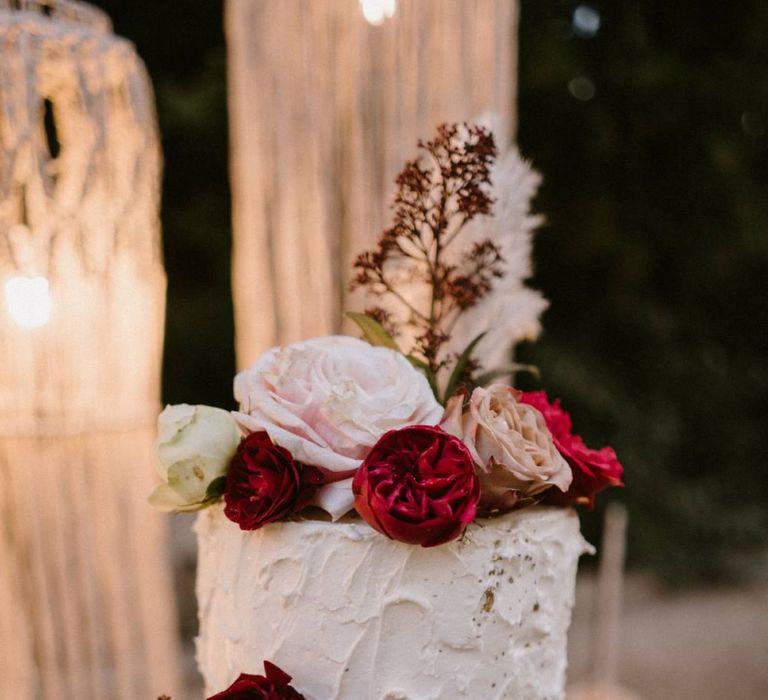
[353,425,480,547]
[224,432,323,530]
[520,391,624,508]
[207,661,305,699]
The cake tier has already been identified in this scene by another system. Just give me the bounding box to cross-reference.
[196,506,591,700]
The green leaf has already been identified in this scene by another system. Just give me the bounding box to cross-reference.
[406,354,430,371]
[203,475,227,503]
[475,363,541,386]
[443,332,487,403]
[148,475,227,513]
[345,312,400,350]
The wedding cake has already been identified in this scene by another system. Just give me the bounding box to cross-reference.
[196,507,590,699]
[151,124,623,699]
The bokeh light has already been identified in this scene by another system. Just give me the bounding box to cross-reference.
[573,4,601,38]
[568,75,596,101]
[360,0,396,26]
[4,275,52,328]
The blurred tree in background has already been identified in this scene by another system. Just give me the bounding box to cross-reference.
[94,0,235,410]
[517,1,768,581]
[95,0,767,582]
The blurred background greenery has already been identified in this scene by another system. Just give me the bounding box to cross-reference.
[94,0,767,583]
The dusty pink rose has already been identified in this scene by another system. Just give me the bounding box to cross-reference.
[441,385,571,514]
[352,425,480,547]
[520,391,624,508]
[232,336,443,519]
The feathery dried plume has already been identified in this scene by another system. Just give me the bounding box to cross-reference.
[448,147,547,370]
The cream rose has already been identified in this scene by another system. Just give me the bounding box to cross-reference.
[232,336,444,518]
[441,384,571,513]
[148,404,242,512]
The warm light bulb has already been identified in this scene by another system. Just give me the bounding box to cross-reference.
[360,0,396,25]
[4,276,52,328]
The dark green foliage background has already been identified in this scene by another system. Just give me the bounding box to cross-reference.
[95,1,768,581]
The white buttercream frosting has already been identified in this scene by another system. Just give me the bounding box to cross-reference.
[196,506,592,700]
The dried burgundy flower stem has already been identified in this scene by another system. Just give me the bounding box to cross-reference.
[364,306,400,338]
[350,123,503,372]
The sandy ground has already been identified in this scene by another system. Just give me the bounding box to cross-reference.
[567,573,768,700]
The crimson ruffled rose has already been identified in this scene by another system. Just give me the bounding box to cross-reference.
[224,432,323,530]
[520,391,624,508]
[352,425,480,547]
[207,661,305,699]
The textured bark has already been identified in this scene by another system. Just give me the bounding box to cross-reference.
[0,2,180,697]
[226,0,519,369]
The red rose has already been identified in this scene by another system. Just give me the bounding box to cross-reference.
[520,391,624,508]
[224,432,323,530]
[352,425,480,547]
[207,661,305,699]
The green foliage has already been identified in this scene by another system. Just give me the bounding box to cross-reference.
[203,475,227,504]
[517,1,768,581]
[444,332,487,402]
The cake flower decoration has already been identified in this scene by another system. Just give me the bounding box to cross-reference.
[521,391,624,508]
[348,122,500,389]
[148,404,241,512]
[148,122,623,543]
[440,385,572,514]
[206,661,306,700]
[231,335,443,519]
[223,432,324,531]
[352,425,480,546]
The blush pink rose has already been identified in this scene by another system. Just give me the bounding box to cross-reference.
[232,337,443,520]
[441,385,571,514]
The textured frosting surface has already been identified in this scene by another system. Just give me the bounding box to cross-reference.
[196,507,591,700]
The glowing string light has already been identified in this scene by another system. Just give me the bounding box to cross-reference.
[4,275,53,328]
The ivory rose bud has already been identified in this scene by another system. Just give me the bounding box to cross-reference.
[233,336,443,519]
[441,385,571,513]
[148,404,241,512]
